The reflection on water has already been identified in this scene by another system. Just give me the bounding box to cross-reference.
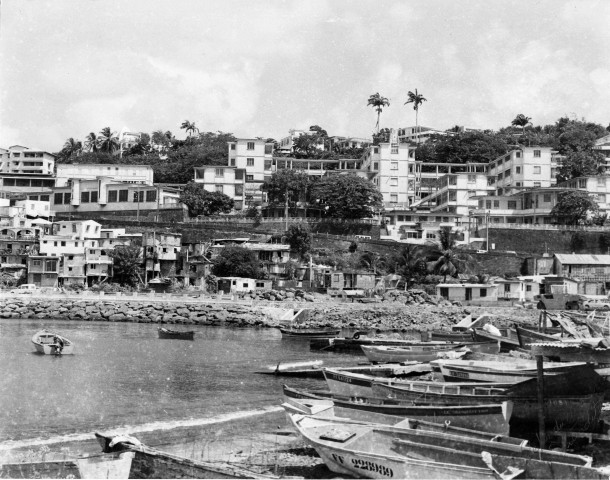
[0,319,362,444]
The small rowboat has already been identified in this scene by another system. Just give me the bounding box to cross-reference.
[158,327,195,340]
[361,341,499,364]
[279,327,340,338]
[31,330,74,355]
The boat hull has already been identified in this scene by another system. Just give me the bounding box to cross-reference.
[31,331,74,355]
[361,342,499,364]
[158,328,195,340]
[471,328,520,352]
[280,328,340,338]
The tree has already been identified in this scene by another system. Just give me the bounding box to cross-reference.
[310,174,382,219]
[285,224,311,258]
[109,245,143,286]
[551,191,600,225]
[179,181,234,217]
[428,131,509,164]
[84,132,98,152]
[427,226,472,282]
[180,120,199,138]
[98,127,119,154]
[393,244,427,290]
[212,245,265,279]
[511,114,532,135]
[61,138,82,159]
[261,170,310,207]
[405,89,427,143]
[556,150,605,183]
[359,251,387,275]
[367,93,390,134]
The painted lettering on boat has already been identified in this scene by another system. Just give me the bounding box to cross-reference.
[351,458,394,477]
[332,374,353,384]
[448,369,469,379]
[331,453,345,464]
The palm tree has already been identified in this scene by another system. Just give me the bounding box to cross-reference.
[404,89,427,143]
[84,132,98,152]
[395,245,426,290]
[358,251,387,275]
[62,138,82,158]
[367,93,390,134]
[427,226,472,282]
[180,120,199,138]
[98,127,119,154]
[511,114,532,135]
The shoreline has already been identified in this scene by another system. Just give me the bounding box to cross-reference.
[0,295,542,332]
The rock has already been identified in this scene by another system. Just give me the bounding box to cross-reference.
[109,313,127,322]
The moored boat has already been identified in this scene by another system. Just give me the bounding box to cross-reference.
[158,327,195,340]
[431,359,587,383]
[361,341,499,364]
[279,327,340,338]
[514,325,567,349]
[471,327,521,352]
[31,330,74,355]
[256,360,431,379]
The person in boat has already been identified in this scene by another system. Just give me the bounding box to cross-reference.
[54,336,64,355]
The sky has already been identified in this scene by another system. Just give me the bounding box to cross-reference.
[1,0,609,153]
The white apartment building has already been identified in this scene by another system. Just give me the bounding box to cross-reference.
[420,172,496,216]
[193,166,247,210]
[397,126,447,144]
[277,129,325,153]
[0,145,55,175]
[487,146,556,194]
[56,164,154,186]
[228,138,274,204]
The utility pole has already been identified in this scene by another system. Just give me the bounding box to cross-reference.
[486,210,490,252]
[285,186,289,232]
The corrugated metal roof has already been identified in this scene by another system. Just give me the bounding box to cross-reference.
[554,254,610,265]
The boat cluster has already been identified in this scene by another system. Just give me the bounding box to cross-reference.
[273,311,610,479]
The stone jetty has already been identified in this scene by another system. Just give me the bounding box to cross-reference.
[0,295,540,332]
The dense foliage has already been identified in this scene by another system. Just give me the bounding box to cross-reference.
[284,224,311,258]
[109,245,143,286]
[550,191,600,225]
[309,173,383,219]
[179,181,234,217]
[211,246,265,279]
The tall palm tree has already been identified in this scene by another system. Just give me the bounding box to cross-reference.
[98,127,119,154]
[511,114,532,135]
[395,244,426,290]
[180,120,199,138]
[405,89,427,143]
[367,93,390,134]
[62,138,82,158]
[427,226,472,282]
[84,132,98,152]
[358,251,387,275]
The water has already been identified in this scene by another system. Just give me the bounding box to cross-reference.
[0,319,362,450]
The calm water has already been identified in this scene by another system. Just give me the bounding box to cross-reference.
[0,319,361,448]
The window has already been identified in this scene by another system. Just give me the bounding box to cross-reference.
[215,168,224,177]
[118,190,128,202]
[90,191,98,203]
[505,169,511,177]
[516,167,521,174]
[507,201,517,209]
[54,192,63,205]
[33,260,41,266]
[235,185,243,196]
[133,191,144,202]
[146,190,157,202]
[534,150,541,157]
[391,143,398,154]
[247,141,255,150]
[108,190,118,202]
[373,147,379,154]
[390,194,398,203]
[230,144,236,150]
[264,160,272,170]
[533,182,541,187]
[449,191,456,201]
[215,185,223,193]
[68,255,74,260]
[264,144,273,154]
[246,175,254,181]
[387,162,398,171]
[543,194,551,203]
[526,285,532,292]
[485,200,491,209]
[373,162,379,170]
[578,179,587,188]
[493,200,499,208]
[230,159,236,166]
[390,177,398,186]
[515,151,521,158]
[426,233,436,239]
[533,166,541,174]
[80,191,90,203]
[480,288,487,297]
[246,158,254,167]
[90,264,97,270]
[599,194,606,203]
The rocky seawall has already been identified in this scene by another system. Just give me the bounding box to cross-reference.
[0,297,540,332]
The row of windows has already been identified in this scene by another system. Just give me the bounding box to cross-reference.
[3,178,55,187]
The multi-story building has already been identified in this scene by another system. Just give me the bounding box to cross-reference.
[193,167,247,210]
[277,129,325,153]
[142,231,182,282]
[0,146,55,175]
[56,164,154,186]
[27,255,60,287]
[487,146,555,194]
[397,126,448,144]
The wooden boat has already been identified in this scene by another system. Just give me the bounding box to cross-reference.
[279,327,340,338]
[361,341,499,363]
[322,367,513,398]
[431,359,587,383]
[373,366,607,431]
[310,334,457,353]
[31,330,74,355]
[286,384,512,435]
[285,398,602,478]
[158,327,195,340]
[471,327,521,352]
[95,433,276,479]
[428,331,475,342]
[528,339,610,364]
[256,360,432,379]
[515,325,567,349]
